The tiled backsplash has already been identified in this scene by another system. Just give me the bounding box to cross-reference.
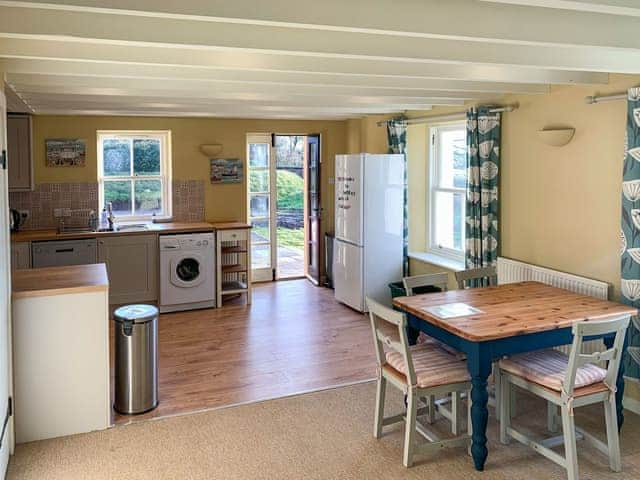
[9,180,205,230]
[9,183,99,230]
[172,180,205,223]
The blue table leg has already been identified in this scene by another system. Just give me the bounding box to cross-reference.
[467,345,493,471]
[604,334,629,430]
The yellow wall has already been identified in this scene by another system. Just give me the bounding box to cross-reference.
[31,116,347,235]
[344,114,395,154]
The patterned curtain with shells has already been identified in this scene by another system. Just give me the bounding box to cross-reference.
[621,87,640,380]
[465,107,501,277]
[387,116,409,276]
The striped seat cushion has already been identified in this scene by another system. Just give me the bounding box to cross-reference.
[385,344,470,389]
[417,332,466,360]
[499,349,607,392]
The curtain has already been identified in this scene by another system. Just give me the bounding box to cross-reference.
[386,117,409,276]
[621,87,640,380]
[465,106,501,273]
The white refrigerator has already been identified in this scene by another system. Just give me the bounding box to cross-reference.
[333,153,405,312]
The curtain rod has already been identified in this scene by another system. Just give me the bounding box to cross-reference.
[584,92,628,104]
[376,105,517,127]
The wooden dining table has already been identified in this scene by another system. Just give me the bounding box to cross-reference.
[392,281,637,472]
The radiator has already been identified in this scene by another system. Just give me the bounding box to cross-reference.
[496,257,609,356]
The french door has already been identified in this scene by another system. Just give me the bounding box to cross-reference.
[306,135,321,285]
[247,134,276,282]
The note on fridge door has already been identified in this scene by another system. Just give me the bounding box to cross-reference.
[335,154,363,246]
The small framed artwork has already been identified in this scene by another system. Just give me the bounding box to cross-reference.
[210,158,243,184]
[46,139,86,167]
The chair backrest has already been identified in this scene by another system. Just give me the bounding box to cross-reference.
[455,266,498,290]
[563,315,631,397]
[366,297,415,386]
[402,272,448,296]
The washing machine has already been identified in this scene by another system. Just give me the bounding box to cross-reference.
[159,233,215,313]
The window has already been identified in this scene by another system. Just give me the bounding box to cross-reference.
[428,124,466,263]
[97,131,172,220]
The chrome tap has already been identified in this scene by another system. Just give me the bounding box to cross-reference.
[106,202,115,230]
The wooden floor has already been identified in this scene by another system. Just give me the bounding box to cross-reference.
[112,280,375,425]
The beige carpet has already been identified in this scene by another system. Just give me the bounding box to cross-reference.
[8,382,640,479]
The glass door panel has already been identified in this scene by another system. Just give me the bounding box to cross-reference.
[247,134,276,282]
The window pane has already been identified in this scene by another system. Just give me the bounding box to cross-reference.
[249,143,269,168]
[104,180,132,216]
[252,244,271,269]
[134,179,162,215]
[434,191,464,251]
[133,139,161,176]
[103,139,131,176]
[251,219,269,243]
[437,129,466,189]
[250,194,269,218]
[249,170,269,193]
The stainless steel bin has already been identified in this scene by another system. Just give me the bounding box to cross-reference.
[113,304,159,414]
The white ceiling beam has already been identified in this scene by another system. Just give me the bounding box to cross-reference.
[0,6,636,73]
[33,110,359,120]
[7,0,640,49]
[0,38,608,85]
[0,58,550,94]
[12,85,454,108]
[481,1,640,16]
[19,94,434,113]
[6,73,497,101]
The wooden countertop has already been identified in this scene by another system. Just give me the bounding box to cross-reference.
[209,222,252,230]
[12,263,109,299]
[11,222,214,243]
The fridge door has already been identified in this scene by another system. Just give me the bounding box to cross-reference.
[333,238,364,312]
[335,154,364,246]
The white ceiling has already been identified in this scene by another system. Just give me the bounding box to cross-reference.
[0,0,637,119]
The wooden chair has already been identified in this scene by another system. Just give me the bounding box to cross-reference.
[402,272,463,423]
[628,316,640,367]
[367,297,471,467]
[455,266,497,290]
[497,315,631,480]
[402,272,449,296]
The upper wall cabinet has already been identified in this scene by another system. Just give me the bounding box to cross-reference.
[7,114,33,192]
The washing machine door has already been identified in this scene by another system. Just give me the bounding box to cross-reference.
[170,254,206,288]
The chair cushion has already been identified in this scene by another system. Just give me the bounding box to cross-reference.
[499,349,607,392]
[416,332,466,360]
[385,344,470,389]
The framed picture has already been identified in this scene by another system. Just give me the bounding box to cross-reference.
[46,139,86,167]
[210,158,243,184]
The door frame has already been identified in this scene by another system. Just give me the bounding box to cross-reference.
[247,132,320,283]
[0,86,15,475]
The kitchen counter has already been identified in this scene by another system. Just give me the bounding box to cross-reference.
[10,222,214,243]
[209,221,251,230]
[12,263,109,299]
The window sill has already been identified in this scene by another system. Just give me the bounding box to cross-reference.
[408,251,465,272]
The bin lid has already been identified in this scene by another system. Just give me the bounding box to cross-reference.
[113,304,158,324]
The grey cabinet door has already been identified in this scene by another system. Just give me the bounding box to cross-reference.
[97,234,158,304]
[7,115,32,192]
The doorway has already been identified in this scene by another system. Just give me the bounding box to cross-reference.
[247,133,321,283]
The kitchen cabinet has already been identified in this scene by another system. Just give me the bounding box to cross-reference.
[10,242,31,270]
[98,234,158,304]
[7,114,33,192]
[12,264,110,442]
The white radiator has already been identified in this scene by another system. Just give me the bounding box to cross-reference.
[496,257,610,356]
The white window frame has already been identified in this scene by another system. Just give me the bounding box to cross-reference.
[97,130,172,222]
[427,123,466,264]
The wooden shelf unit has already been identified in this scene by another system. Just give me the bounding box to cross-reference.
[214,223,252,307]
